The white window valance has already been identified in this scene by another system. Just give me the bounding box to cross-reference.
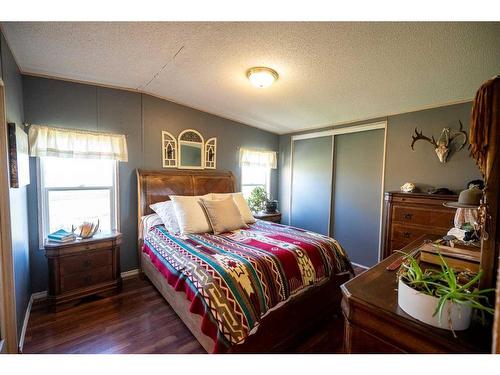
[28,125,128,162]
[239,148,277,169]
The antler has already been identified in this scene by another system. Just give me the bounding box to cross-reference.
[411,128,438,150]
[448,120,468,152]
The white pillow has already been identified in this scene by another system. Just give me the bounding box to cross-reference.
[170,195,212,235]
[211,192,256,224]
[149,200,181,234]
[139,213,164,240]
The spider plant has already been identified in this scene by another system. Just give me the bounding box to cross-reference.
[397,250,495,335]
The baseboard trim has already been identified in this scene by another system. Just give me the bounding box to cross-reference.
[18,295,34,353]
[121,268,139,279]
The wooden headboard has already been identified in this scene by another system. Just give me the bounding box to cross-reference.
[136,169,236,269]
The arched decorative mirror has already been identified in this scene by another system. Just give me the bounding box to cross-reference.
[205,138,217,169]
[161,131,177,168]
[178,129,204,169]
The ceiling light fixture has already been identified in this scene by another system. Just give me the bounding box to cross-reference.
[246,67,279,88]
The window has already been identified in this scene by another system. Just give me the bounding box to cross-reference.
[241,165,271,199]
[239,148,277,199]
[39,157,118,244]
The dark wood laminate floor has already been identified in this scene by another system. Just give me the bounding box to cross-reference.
[24,266,366,354]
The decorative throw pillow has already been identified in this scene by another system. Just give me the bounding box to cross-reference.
[149,200,180,234]
[200,196,248,235]
[211,192,256,224]
[170,195,212,235]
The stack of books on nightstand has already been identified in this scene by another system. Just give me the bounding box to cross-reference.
[47,229,76,243]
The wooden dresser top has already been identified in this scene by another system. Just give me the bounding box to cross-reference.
[342,235,491,353]
[385,191,459,201]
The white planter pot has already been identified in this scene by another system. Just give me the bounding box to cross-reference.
[397,278,472,331]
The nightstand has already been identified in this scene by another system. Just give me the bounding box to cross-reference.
[253,211,281,223]
[44,231,122,312]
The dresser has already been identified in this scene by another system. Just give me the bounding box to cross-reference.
[383,192,457,259]
[341,235,491,353]
[44,231,122,311]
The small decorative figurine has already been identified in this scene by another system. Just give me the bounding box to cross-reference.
[400,182,416,193]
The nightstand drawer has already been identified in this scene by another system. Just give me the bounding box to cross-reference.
[60,251,113,275]
[60,265,113,293]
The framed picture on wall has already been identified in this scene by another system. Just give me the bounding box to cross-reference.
[7,123,30,188]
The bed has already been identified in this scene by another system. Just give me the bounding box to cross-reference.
[137,169,353,353]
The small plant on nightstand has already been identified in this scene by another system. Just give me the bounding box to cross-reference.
[247,186,268,213]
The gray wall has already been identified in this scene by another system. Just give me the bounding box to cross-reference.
[0,32,31,338]
[279,102,482,223]
[385,102,480,192]
[23,75,279,292]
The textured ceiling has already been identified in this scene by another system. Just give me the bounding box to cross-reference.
[2,22,500,134]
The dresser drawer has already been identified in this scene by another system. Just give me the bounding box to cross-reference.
[60,265,113,293]
[391,224,431,245]
[60,250,113,276]
[392,205,454,228]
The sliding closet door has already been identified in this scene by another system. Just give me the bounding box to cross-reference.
[331,129,385,267]
[290,136,332,235]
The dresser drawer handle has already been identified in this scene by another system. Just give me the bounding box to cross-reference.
[84,275,92,284]
[83,260,92,267]
[403,232,411,239]
[403,213,413,220]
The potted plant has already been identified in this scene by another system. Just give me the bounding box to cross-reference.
[247,186,268,213]
[397,251,494,335]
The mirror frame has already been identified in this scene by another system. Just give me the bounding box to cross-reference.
[178,129,205,170]
[161,131,178,168]
[205,137,217,169]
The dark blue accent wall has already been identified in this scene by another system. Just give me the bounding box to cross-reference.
[23,75,280,292]
[0,31,31,339]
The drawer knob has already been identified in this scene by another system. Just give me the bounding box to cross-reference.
[403,213,413,220]
[84,275,92,284]
[84,260,92,267]
[403,232,411,239]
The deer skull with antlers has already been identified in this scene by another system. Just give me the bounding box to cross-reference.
[410,121,468,163]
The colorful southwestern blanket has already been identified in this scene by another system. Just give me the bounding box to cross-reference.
[142,220,353,352]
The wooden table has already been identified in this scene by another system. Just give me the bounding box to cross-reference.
[341,235,491,353]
